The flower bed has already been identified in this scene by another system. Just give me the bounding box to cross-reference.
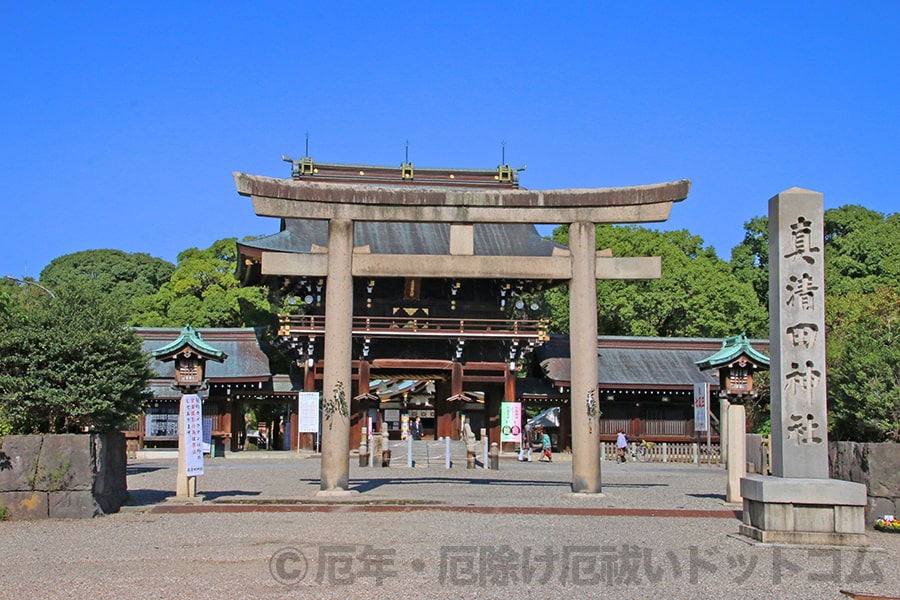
[873,516,900,533]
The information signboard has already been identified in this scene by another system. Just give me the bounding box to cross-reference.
[182,393,204,476]
[694,383,709,432]
[298,392,320,433]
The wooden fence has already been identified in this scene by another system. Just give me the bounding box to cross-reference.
[601,441,721,464]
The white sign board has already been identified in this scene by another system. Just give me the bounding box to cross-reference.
[693,383,709,432]
[298,392,320,433]
[182,394,204,476]
[500,402,522,443]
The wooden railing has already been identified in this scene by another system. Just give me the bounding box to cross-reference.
[641,419,692,437]
[278,314,549,342]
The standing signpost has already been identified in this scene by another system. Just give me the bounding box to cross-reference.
[693,382,710,465]
[298,391,321,453]
[151,325,227,501]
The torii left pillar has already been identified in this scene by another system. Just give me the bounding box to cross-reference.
[318,219,354,494]
[569,222,602,494]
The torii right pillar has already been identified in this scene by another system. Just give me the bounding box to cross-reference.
[739,188,867,545]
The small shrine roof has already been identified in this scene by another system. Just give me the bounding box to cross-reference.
[149,325,227,362]
[694,333,770,371]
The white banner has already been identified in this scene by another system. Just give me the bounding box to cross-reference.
[181,394,204,476]
[298,392,320,433]
[693,382,709,432]
[501,402,522,443]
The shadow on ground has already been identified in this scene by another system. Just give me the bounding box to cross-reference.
[293,476,669,494]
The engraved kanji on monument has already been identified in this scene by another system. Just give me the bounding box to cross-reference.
[768,189,828,478]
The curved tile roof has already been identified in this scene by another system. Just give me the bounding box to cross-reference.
[136,328,272,381]
[695,333,770,370]
[535,334,768,389]
[239,221,565,257]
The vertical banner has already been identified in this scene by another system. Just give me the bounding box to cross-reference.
[500,402,522,443]
[201,417,213,454]
[182,394,204,476]
[693,383,709,432]
[401,414,410,440]
[298,392,320,433]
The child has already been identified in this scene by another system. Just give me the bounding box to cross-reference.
[538,426,552,462]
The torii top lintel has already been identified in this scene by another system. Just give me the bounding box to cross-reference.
[233,173,691,225]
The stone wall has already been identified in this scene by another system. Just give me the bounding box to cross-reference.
[0,433,127,519]
[829,441,900,523]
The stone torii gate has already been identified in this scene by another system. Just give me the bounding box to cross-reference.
[234,172,691,495]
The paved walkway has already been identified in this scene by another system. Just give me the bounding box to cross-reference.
[135,451,738,515]
[1,453,897,599]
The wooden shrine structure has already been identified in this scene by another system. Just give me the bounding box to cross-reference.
[233,157,691,494]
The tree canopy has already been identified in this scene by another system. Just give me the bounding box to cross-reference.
[129,238,272,328]
[40,249,175,308]
[826,286,900,441]
[0,286,152,434]
[544,224,768,338]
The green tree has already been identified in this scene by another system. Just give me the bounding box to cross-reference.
[40,249,175,308]
[130,238,271,328]
[731,205,900,304]
[545,224,768,338]
[824,206,900,295]
[0,286,153,434]
[827,287,900,441]
[729,204,900,441]
[730,215,769,309]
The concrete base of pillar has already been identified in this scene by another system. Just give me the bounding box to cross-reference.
[313,489,360,499]
[567,492,607,499]
[739,475,869,546]
[165,494,205,504]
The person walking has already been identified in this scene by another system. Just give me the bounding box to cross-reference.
[616,429,628,463]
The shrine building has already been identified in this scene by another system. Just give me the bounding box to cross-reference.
[127,157,769,469]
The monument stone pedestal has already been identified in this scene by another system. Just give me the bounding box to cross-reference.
[739,475,868,546]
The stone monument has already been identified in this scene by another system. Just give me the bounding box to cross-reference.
[739,188,867,545]
[462,422,478,469]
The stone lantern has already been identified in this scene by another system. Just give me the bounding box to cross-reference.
[696,333,769,503]
[152,325,227,499]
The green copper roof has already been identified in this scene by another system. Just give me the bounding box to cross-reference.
[694,333,769,371]
[150,325,227,362]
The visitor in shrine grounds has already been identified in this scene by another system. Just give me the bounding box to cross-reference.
[411,417,423,440]
[537,426,552,462]
[616,429,628,463]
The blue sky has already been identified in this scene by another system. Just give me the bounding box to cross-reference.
[2,2,898,279]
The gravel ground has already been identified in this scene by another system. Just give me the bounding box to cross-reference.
[1,453,897,599]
